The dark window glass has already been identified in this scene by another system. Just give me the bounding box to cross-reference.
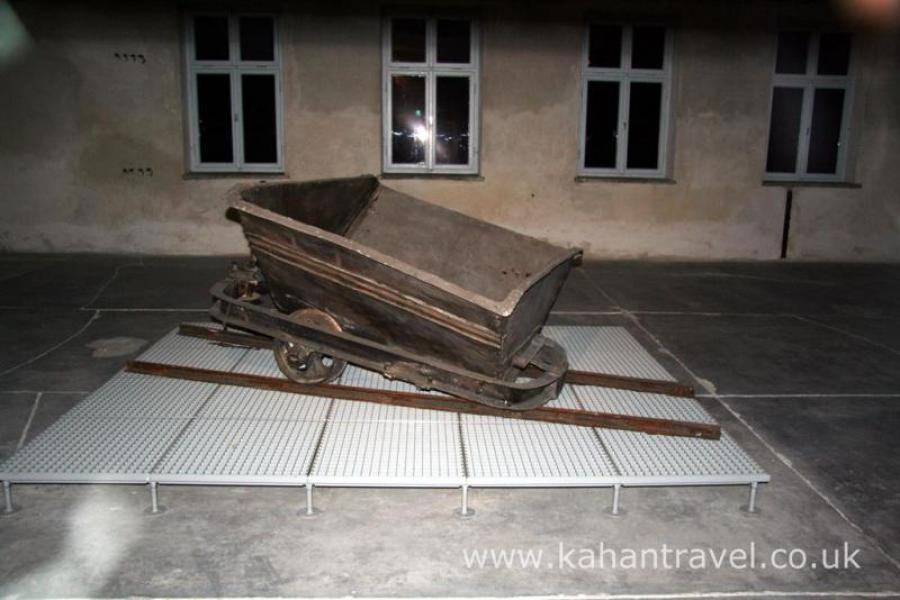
[631,26,665,69]
[196,73,233,163]
[775,32,809,74]
[626,82,662,169]
[807,88,845,174]
[588,24,622,68]
[765,87,804,173]
[241,74,277,164]
[194,16,229,61]
[392,18,426,62]
[817,33,851,75]
[391,75,426,164]
[240,17,274,61]
[584,81,620,168]
[437,20,471,63]
[435,77,469,165]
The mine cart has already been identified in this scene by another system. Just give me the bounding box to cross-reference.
[211,175,582,410]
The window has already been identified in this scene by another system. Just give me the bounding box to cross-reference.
[579,24,673,178]
[382,17,480,174]
[765,32,853,181]
[185,14,283,172]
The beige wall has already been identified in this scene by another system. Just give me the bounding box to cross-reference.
[1,0,898,259]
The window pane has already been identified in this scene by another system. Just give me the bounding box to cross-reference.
[196,73,233,163]
[435,77,469,165]
[631,26,665,70]
[240,16,274,61]
[775,32,809,74]
[807,88,845,174]
[194,16,229,61]
[817,33,851,75]
[437,20,470,63]
[626,82,662,169]
[584,81,619,168]
[241,74,277,164]
[391,18,426,63]
[765,87,804,173]
[588,24,621,68]
[391,75,426,164]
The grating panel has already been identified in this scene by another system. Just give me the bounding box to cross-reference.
[0,416,186,483]
[545,326,673,380]
[137,328,247,371]
[573,386,716,425]
[232,347,284,379]
[199,385,331,422]
[66,373,216,419]
[311,420,463,485]
[1,324,769,494]
[152,418,324,484]
[461,414,618,485]
[599,429,768,483]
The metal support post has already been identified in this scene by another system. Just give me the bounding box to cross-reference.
[456,484,474,517]
[145,481,166,515]
[606,484,625,517]
[744,482,759,514]
[2,481,16,515]
[302,483,320,518]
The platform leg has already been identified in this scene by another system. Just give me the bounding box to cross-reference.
[2,481,15,514]
[145,481,166,515]
[744,482,759,514]
[456,484,475,517]
[150,482,160,513]
[605,484,624,517]
[301,483,320,518]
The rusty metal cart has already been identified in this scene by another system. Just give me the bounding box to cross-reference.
[212,175,582,410]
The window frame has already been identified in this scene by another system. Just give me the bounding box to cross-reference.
[764,31,855,183]
[578,22,674,179]
[183,12,284,174]
[381,16,481,175]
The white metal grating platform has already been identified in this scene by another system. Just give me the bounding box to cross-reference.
[0,326,769,515]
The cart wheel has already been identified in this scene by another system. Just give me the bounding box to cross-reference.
[273,309,347,384]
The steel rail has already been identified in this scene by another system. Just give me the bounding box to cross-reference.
[178,323,695,398]
[125,359,720,440]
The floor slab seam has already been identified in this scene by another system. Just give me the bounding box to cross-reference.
[699,393,900,399]
[78,307,210,313]
[0,310,102,378]
[81,260,145,309]
[622,310,900,574]
[15,392,41,451]
[791,314,900,358]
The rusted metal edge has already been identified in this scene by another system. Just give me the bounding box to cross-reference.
[178,323,695,398]
[245,232,503,348]
[563,371,694,398]
[124,359,720,440]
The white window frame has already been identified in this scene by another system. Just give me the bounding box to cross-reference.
[578,23,674,179]
[764,32,854,183]
[184,13,284,173]
[382,16,480,175]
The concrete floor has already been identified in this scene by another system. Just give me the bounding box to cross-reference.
[0,254,899,598]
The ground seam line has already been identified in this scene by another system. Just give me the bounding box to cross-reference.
[77,307,210,313]
[81,260,144,309]
[270,590,900,599]
[16,392,41,450]
[791,314,900,358]
[0,310,102,377]
[622,310,900,574]
[698,393,900,399]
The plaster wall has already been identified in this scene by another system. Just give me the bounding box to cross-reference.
[0,0,897,260]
